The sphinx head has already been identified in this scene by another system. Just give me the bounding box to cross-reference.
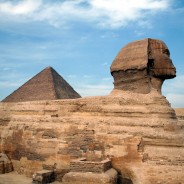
[110,38,176,94]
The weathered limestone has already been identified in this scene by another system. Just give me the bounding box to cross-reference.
[0,93,183,183]
[175,108,184,122]
[62,158,117,184]
[32,169,56,184]
[70,158,112,173]
[111,38,176,94]
[0,153,13,174]
[0,38,183,184]
[62,168,118,184]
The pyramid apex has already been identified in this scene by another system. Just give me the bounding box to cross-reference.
[45,66,53,70]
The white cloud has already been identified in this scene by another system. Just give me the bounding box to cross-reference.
[0,0,173,28]
[89,0,170,27]
[0,0,41,15]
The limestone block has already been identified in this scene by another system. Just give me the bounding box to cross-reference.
[62,168,117,184]
[70,158,111,173]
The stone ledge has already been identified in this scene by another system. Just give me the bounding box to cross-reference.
[70,158,111,173]
[62,168,117,184]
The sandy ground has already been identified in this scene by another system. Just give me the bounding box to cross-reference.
[0,172,62,184]
[174,108,184,116]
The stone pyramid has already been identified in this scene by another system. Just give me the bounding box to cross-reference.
[2,66,81,102]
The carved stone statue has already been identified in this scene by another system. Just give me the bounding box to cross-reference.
[110,38,176,94]
[0,38,183,184]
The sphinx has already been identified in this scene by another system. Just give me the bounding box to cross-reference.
[0,38,183,184]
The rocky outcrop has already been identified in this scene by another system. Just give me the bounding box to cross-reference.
[0,38,183,184]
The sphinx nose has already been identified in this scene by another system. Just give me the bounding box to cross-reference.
[174,67,176,75]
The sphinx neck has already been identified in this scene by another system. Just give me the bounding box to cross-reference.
[112,69,164,94]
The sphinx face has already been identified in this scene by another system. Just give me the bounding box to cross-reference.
[148,39,176,79]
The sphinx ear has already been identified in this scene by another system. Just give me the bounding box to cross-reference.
[148,59,154,68]
[147,59,155,76]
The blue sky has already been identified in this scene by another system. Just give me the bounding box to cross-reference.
[0,0,184,107]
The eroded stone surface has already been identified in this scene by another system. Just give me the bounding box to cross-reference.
[110,38,176,94]
[0,92,183,184]
[70,158,111,173]
[0,153,13,174]
[0,39,183,184]
[62,168,118,184]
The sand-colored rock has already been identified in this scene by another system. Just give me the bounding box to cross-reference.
[62,168,118,184]
[111,38,176,94]
[0,38,183,184]
[0,91,183,183]
[0,172,61,184]
[175,108,184,118]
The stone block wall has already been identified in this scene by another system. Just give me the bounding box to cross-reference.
[70,158,111,173]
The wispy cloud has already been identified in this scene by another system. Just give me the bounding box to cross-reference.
[0,0,41,15]
[0,0,173,29]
